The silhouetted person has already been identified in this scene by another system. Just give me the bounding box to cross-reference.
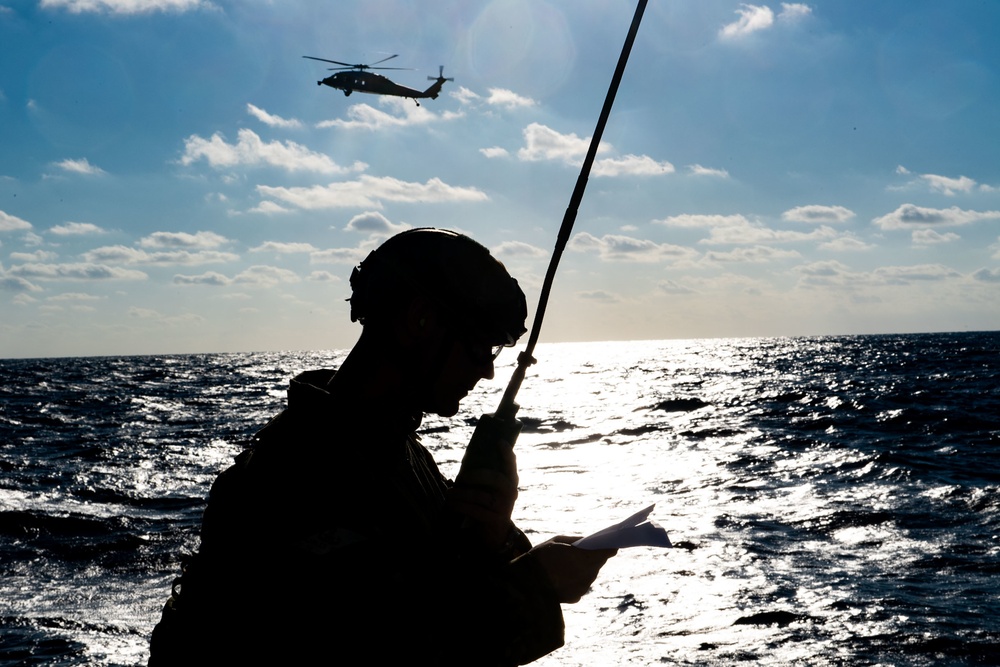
[149,228,615,666]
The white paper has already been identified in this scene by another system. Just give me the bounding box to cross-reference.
[572,504,672,550]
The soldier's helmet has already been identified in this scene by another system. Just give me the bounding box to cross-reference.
[349,228,528,348]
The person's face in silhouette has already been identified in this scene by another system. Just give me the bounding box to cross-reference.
[408,302,498,418]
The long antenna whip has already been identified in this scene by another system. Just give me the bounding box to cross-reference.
[457,0,648,480]
[496,0,649,421]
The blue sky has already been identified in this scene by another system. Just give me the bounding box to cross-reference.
[1,0,998,358]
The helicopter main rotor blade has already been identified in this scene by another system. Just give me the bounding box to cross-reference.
[303,56,355,67]
[369,54,399,66]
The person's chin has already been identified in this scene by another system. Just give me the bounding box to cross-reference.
[430,401,461,418]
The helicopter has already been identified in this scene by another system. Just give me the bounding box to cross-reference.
[303,55,454,106]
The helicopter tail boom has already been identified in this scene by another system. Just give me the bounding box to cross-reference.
[421,65,454,99]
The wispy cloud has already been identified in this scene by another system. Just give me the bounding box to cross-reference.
[139,231,229,249]
[83,245,237,266]
[52,158,106,176]
[895,166,985,196]
[782,205,856,224]
[703,245,801,263]
[247,104,303,129]
[181,128,364,174]
[256,175,488,211]
[343,210,410,236]
[493,240,547,258]
[518,123,605,162]
[719,3,811,39]
[174,265,301,287]
[250,242,319,254]
[50,222,106,236]
[912,229,960,245]
[516,123,671,176]
[592,155,674,177]
[486,88,536,109]
[794,260,961,288]
[569,232,698,263]
[40,0,205,14]
[688,164,730,178]
[317,98,461,131]
[873,204,1000,229]
[8,262,147,281]
[1,211,34,232]
[720,4,774,39]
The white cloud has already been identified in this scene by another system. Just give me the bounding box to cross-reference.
[480,146,510,159]
[40,0,204,14]
[512,123,669,177]
[1,267,43,292]
[257,175,489,211]
[493,240,547,258]
[53,158,106,176]
[250,241,319,254]
[895,167,983,196]
[704,222,838,245]
[517,123,608,162]
[793,261,962,289]
[308,270,340,282]
[173,265,300,287]
[83,245,237,266]
[919,173,977,196]
[344,211,409,235]
[181,128,363,174]
[659,280,697,295]
[233,265,300,287]
[655,213,750,229]
[874,264,961,284]
[912,229,960,246]
[173,271,230,286]
[720,4,775,39]
[973,268,1000,283]
[451,87,481,105]
[778,3,812,21]
[577,290,621,303]
[248,201,293,215]
[662,214,839,245]
[48,292,102,302]
[309,247,368,265]
[246,104,303,129]
[139,230,229,249]
[128,306,162,318]
[8,262,147,281]
[873,204,1000,230]
[317,98,460,131]
[819,236,874,252]
[568,232,698,263]
[50,221,106,235]
[782,205,856,224]
[486,88,536,109]
[1,210,33,232]
[688,164,730,178]
[703,245,801,263]
[11,250,58,262]
[592,154,674,177]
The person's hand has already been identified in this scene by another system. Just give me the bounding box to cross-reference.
[448,444,518,550]
[525,536,617,603]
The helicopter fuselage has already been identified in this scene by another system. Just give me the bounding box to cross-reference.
[318,71,441,101]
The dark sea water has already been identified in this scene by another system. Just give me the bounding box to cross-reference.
[1,332,998,666]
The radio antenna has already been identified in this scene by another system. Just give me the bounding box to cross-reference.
[458,0,648,476]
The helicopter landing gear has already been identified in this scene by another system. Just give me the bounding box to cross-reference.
[344,89,352,96]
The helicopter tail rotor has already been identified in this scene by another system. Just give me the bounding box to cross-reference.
[428,65,455,82]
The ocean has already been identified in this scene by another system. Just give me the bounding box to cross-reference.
[1,332,998,666]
